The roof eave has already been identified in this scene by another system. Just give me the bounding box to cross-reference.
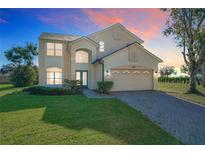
[92,42,163,64]
[70,36,99,47]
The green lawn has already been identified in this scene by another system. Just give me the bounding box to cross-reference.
[0,84,23,97]
[158,82,205,105]
[0,84,180,144]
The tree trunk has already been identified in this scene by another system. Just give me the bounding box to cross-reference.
[189,71,197,93]
[188,62,197,93]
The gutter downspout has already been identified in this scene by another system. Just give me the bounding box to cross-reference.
[99,60,104,82]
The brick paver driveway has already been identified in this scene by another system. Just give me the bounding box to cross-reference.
[112,91,205,144]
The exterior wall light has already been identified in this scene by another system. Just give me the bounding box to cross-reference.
[154,70,159,77]
[105,69,111,78]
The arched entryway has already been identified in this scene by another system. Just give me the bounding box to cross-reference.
[74,48,92,88]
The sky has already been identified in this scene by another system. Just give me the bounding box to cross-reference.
[0,8,185,68]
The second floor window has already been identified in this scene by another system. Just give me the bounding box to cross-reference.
[75,51,89,63]
[47,43,63,56]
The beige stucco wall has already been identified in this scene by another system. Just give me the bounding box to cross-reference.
[38,39,68,86]
[70,39,98,89]
[103,44,159,71]
[39,38,98,89]
[101,43,159,90]
[38,24,161,90]
[89,26,138,58]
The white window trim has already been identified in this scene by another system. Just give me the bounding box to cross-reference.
[46,43,63,56]
[75,51,89,63]
[46,67,62,85]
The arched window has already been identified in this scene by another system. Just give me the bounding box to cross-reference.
[46,67,62,85]
[75,51,89,63]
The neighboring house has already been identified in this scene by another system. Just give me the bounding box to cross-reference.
[38,23,163,91]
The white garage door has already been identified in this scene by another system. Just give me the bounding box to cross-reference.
[110,69,153,91]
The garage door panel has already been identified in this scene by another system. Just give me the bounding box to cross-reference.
[110,69,153,91]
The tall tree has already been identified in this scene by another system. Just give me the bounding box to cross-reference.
[0,63,15,74]
[160,66,176,77]
[180,64,202,75]
[2,43,38,87]
[4,42,38,66]
[180,64,189,75]
[163,8,205,93]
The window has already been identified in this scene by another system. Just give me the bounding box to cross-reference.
[99,41,104,52]
[47,43,55,56]
[46,67,62,85]
[46,43,63,56]
[75,51,89,63]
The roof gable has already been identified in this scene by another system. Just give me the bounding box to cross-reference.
[87,23,144,44]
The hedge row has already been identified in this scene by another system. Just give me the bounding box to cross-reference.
[158,77,190,83]
[158,76,202,85]
[23,86,82,95]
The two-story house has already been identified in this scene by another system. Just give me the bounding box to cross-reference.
[38,23,163,91]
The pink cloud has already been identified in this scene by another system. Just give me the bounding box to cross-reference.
[0,18,9,24]
[82,9,125,27]
[36,9,169,42]
[82,9,169,42]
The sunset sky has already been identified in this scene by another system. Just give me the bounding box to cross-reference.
[0,8,185,68]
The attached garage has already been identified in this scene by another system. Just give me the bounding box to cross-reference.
[109,69,153,91]
[92,35,163,91]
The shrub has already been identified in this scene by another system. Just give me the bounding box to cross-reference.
[97,81,113,94]
[63,79,82,94]
[24,79,82,95]
[10,65,37,87]
[24,86,81,95]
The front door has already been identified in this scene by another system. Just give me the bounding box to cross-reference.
[75,70,88,88]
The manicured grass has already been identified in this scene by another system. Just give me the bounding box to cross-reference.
[0,84,24,96]
[0,84,180,144]
[158,82,205,105]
